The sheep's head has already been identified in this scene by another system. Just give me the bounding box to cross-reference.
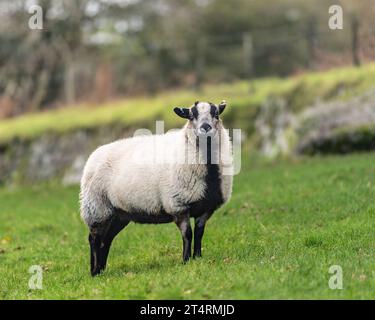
[174,100,227,137]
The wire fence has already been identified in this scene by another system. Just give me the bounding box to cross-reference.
[146,21,375,90]
[2,15,375,117]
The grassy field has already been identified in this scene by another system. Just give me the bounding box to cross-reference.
[1,153,375,299]
[1,63,375,144]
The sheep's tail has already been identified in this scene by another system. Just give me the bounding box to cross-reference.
[79,170,113,227]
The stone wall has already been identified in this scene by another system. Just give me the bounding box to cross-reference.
[0,124,134,186]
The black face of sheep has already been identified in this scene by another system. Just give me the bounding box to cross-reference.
[174,101,226,138]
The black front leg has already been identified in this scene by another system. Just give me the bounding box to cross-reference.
[193,212,212,259]
[175,214,192,263]
[193,223,205,258]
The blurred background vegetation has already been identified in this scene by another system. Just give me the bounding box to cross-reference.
[1,0,374,117]
[1,0,375,185]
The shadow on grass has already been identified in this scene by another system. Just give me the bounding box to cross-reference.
[104,256,180,277]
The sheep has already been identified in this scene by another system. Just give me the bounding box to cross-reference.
[80,100,233,276]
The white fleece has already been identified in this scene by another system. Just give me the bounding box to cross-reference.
[80,119,233,226]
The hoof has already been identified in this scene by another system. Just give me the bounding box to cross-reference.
[91,267,104,277]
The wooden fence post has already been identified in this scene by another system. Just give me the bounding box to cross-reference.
[306,17,318,69]
[242,32,254,92]
[351,15,361,67]
[195,38,206,91]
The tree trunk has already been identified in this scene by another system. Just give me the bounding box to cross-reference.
[64,52,76,105]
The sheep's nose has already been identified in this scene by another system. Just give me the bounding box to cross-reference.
[200,123,212,133]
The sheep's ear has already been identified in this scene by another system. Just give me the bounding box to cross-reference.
[218,100,227,114]
[174,107,191,119]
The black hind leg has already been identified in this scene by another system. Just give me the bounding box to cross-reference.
[89,215,129,276]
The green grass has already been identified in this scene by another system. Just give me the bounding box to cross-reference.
[1,152,375,299]
[1,63,375,144]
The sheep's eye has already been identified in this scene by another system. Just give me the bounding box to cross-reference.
[209,103,219,119]
[191,106,199,120]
